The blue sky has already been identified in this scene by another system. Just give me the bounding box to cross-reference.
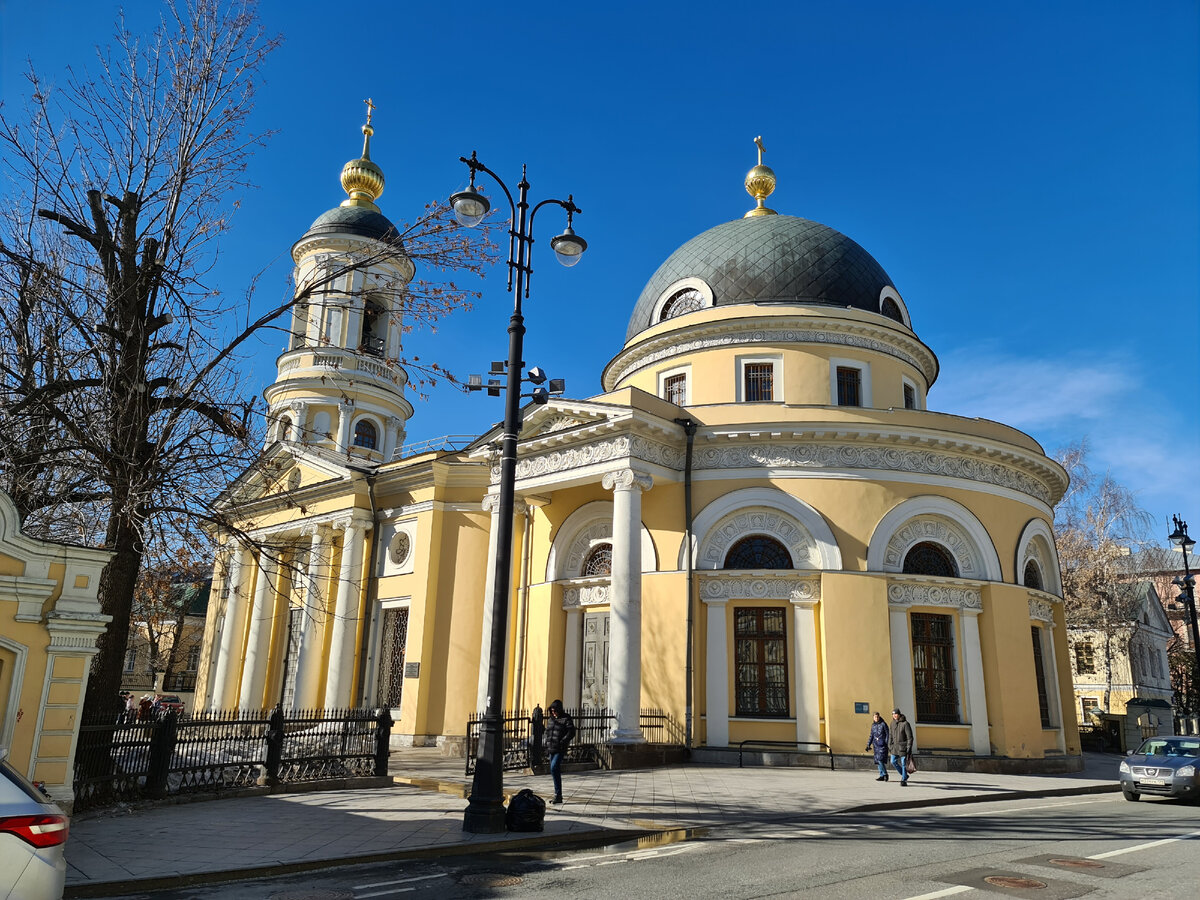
[2,0,1197,539]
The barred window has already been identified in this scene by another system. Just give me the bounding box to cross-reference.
[744,363,774,402]
[902,541,959,578]
[1074,641,1095,675]
[659,287,705,322]
[583,543,613,577]
[1031,627,1051,727]
[911,612,959,723]
[1023,560,1044,590]
[663,373,687,405]
[903,383,916,410]
[353,420,378,450]
[724,535,792,569]
[735,607,789,716]
[836,366,862,406]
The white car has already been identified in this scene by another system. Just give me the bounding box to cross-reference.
[0,750,68,900]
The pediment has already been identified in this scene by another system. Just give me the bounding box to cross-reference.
[219,441,356,506]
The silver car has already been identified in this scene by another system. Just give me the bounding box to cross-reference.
[1118,735,1200,802]
[0,750,68,900]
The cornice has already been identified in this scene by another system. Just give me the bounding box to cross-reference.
[604,314,938,390]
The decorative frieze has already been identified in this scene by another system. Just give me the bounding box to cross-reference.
[888,581,982,610]
[563,582,611,609]
[699,574,820,603]
[884,519,980,578]
[700,510,820,570]
[1028,597,1055,623]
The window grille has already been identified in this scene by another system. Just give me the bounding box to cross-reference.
[583,543,613,577]
[881,297,903,323]
[911,612,959,723]
[735,607,789,716]
[902,541,959,577]
[1023,560,1044,590]
[659,287,705,321]
[353,420,378,450]
[744,363,774,402]
[1074,642,1095,675]
[663,373,687,405]
[1031,627,1051,727]
[836,366,862,406]
[903,383,916,410]
[724,535,792,569]
[280,606,304,710]
[376,607,409,709]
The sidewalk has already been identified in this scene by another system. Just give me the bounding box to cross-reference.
[64,751,1120,897]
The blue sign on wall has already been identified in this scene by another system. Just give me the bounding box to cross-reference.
[854,702,870,714]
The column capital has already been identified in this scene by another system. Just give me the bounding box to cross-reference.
[331,511,374,533]
[482,494,528,515]
[602,469,653,494]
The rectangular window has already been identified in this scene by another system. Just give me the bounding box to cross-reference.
[734,607,789,716]
[1080,697,1099,719]
[124,647,139,673]
[1074,641,1095,675]
[1031,627,1051,727]
[663,373,687,406]
[744,363,774,402]
[185,645,201,672]
[903,383,916,409]
[836,366,862,406]
[911,613,959,723]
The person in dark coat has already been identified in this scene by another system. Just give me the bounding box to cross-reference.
[543,700,575,804]
[865,711,890,781]
[888,708,914,786]
[530,704,545,768]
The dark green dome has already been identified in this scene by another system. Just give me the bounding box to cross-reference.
[627,215,896,340]
[302,205,402,244]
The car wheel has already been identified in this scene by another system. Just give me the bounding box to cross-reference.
[1122,787,1139,802]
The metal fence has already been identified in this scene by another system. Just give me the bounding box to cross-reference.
[73,706,391,813]
[464,707,683,775]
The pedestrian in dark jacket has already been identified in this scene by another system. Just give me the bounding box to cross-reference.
[888,708,914,786]
[865,712,890,781]
[530,704,545,767]
[544,700,575,804]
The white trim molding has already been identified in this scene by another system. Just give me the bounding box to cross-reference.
[686,487,842,571]
[868,496,1002,582]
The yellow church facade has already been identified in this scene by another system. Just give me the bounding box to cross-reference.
[196,125,1081,771]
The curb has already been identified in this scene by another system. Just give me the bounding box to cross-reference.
[839,782,1120,816]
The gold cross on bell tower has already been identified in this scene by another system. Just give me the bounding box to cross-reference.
[364,97,376,126]
[754,135,766,165]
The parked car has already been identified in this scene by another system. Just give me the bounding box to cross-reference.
[1118,735,1200,802]
[156,694,185,715]
[0,749,69,900]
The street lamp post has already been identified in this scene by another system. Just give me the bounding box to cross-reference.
[1168,516,1200,696]
[452,152,585,834]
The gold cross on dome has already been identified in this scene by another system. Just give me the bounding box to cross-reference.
[754,135,766,165]
[364,97,377,125]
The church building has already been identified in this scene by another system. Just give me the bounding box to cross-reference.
[195,118,1082,771]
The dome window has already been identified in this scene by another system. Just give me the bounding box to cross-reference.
[659,287,705,323]
[353,420,378,450]
[902,541,959,578]
[724,535,793,569]
[881,297,903,323]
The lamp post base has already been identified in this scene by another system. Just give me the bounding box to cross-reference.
[463,794,507,833]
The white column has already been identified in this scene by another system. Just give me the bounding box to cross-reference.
[888,605,916,719]
[1043,625,1066,752]
[476,494,503,712]
[704,597,730,747]
[604,469,651,743]
[325,520,369,708]
[960,608,991,755]
[383,415,403,461]
[211,546,251,710]
[289,400,309,442]
[238,552,279,710]
[336,401,354,453]
[562,607,582,709]
[294,526,329,709]
[791,598,821,746]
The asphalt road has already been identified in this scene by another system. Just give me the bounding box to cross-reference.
[109,794,1200,899]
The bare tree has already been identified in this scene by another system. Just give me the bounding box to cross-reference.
[1054,440,1154,711]
[0,0,493,724]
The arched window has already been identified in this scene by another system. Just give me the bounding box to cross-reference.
[353,420,378,450]
[278,416,292,443]
[1023,560,1044,590]
[658,287,705,322]
[902,541,959,577]
[881,297,903,323]
[583,543,612,577]
[724,535,793,569]
[360,299,386,356]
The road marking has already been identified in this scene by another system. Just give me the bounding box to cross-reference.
[1088,828,1200,860]
[949,797,1112,817]
[900,887,972,899]
[355,873,448,889]
[357,889,416,898]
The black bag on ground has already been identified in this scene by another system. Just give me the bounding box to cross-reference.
[505,788,546,832]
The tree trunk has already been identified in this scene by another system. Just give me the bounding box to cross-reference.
[82,519,144,724]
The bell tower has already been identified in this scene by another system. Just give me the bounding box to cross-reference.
[264,103,414,461]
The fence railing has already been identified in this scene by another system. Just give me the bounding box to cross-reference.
[464,707,684,775]
[73,706,391,813]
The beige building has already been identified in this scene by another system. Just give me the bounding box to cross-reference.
[197,124,1082,771]
[0,490,112,809]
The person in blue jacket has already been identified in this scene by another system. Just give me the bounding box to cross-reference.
[865,711,890,781]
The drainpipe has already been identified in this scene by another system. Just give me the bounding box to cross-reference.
[350,466,381,707]
[675,418,697,750]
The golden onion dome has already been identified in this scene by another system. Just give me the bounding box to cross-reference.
[744,135,778,218]
[340,117,385,211]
